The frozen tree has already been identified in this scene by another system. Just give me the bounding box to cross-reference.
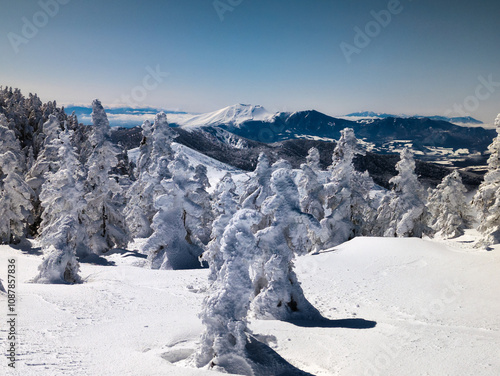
[375,148,429,238]
[473,113,500,246]
[240,153,273,211]
[83,100,128,254]
[124,156,170,238]
[34,245,81,284]
[0,115,33,243]
[320,128,374,248]
[34,128,86,284]
[186,164,214,245]
[298,147,326,221]
[124,114,177,238]
[250,165,321,321]
[149,112,176,173]
[135,119,153,178]
[194,209,262,375]
[37,129,88,255]
[427,170,472,239]
[144,151,204,270]
[203,173,240,282]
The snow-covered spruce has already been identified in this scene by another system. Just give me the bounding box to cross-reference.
[149,112,176,173]
[427,170,472,239]
[34,244,81,284]
[125,113,177,238]
[320,128,375,248]
[374,148,430,238]
[251,162,321,321]
[203,172,240,282]
[144,151,209,269]
[298,147,326,222]
[83,100,128,254]
[240,152,273,212]
[186,164,214,246]
[38,128,88,245]
[473,113,500,247]
[0,114,34,244]
[194,209,262,375]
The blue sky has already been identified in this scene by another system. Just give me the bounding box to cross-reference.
[1,0,499,123]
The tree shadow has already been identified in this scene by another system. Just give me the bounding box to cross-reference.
[9,240,43,256]
[103,248,148,259]
[78,254,116,266]
[285,318,377,329]
[246,335,316,376]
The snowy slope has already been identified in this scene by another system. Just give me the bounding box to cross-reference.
[128,142,250,193]
[1,233,499,376]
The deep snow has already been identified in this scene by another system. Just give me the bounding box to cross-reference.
[1,232,499,375]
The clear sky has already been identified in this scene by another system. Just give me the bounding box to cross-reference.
[1,0,499,123]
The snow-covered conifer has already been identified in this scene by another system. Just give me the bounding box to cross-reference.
[124,114,177,238]
[473,113,500,246]
[250,165,321,321]
[144,151,204,269]
[37,128,88,256]
[135,119,153,178]
[83,100,128,254]
[427,170,472,239]
[0,114,33,243]
[374,148,429,238]
[240,153,273,211]
[195,209,262,374]
[298,147,326,222]
[187,164,213,246]
[26,114,62,182]
[320,128,374,248]
[203,173,239,282]
[149,112,176,173]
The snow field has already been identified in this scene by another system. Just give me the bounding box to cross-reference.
[1,234,499,375]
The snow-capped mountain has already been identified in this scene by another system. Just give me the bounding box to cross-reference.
[169,104,276,128]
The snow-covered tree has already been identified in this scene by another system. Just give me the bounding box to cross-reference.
[250,165,321,321]
[194,209,262,374]
[124,156,170,238]
[124,114,177,238]
[186,164,213,245]
[34,245,81,284]
[473,113,500,246]
[149,112,176,173]
[427,170,472,239]
[298,147,326,222]
[144,151,205,270]
[240,153,273,211]
[0,114,33,243]
[135,119,153,178]
[203,173,240,282]
[374,148,429,238]
[26,113,62,182]
[36,128,88,254]
[320,128,374,248]
[83,100,128,254]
